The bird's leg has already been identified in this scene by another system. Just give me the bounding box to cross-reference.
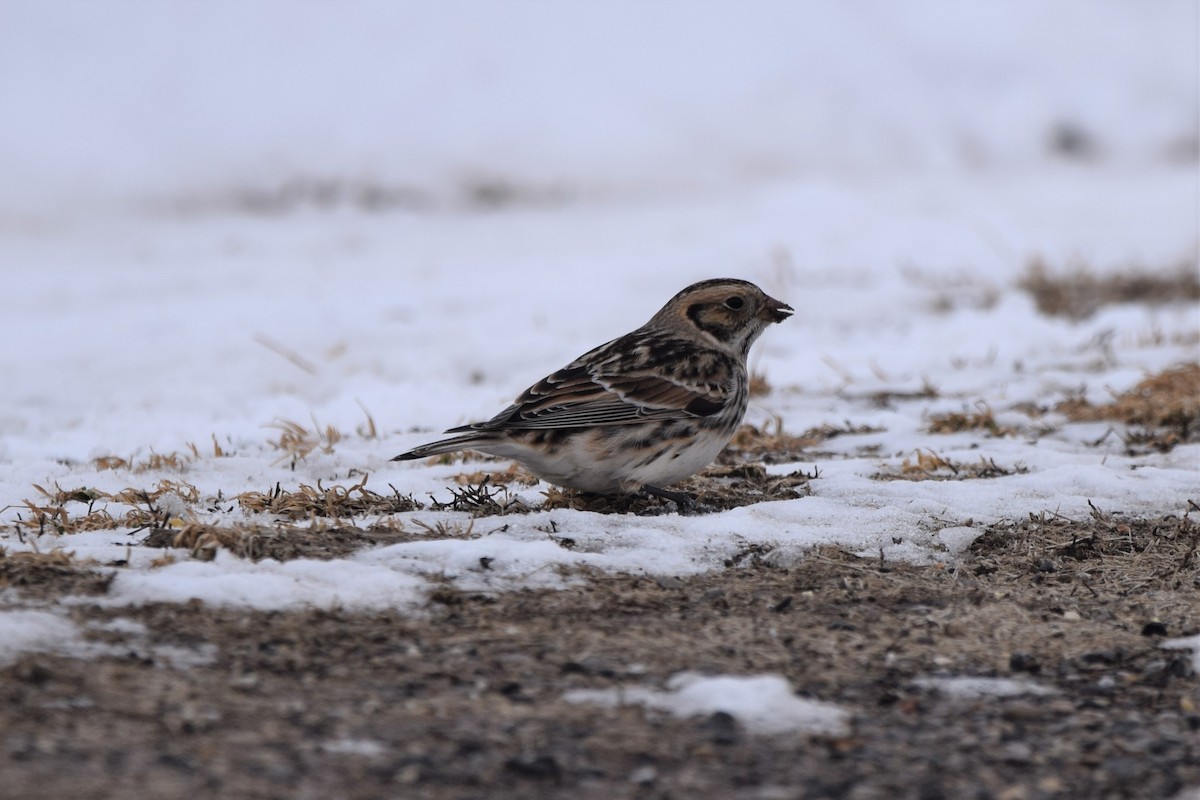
[642,485,696,513]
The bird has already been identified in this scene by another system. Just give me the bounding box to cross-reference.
[392,278,793,509]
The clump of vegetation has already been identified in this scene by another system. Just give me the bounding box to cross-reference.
[540,463,818,515]
[748,368,772,397]
[1058,362,1199,452]
[873,450,1027,481]
[719,419,883,465]
[236,474,422,521]
[429,476,526,516]
[453,463,539,488]
[0,545,112,597]
[265,418,343,466]
[969,503,1198,592]
[93,435,234,473]
[155,523,415,562]
[1019,258,1199,320]
[8,481,200,536]
[927,403,1015,437]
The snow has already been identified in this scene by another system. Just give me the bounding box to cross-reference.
[0,606,218,668]
[1,0,1198,639]
[913,676,1059,699]
[1162,634,1200,673]
[102,552,429,611]
[564,672,851,736]
[0,610,80,666]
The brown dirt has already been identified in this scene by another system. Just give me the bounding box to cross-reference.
[1,507,1198,800]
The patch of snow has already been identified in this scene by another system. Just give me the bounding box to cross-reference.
[1162,634,1200,673]
[103,552,428,611]
[565,672,851,736]
[0,610,80,666]
[914,676,1059,698]
[320,738,389,758]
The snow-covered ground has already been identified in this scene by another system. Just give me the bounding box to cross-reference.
[1,1,1197,618]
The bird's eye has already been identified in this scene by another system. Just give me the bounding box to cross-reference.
[724,296,744,310]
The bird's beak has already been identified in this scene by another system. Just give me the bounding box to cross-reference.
[759,295,794,323]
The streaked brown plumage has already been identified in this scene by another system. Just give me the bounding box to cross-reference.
[393,278,792,507]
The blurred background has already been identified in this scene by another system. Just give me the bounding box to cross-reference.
[1,0,1195,211]
[0,0,1196,457]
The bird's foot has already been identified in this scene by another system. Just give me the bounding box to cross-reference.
[642,485,697,514]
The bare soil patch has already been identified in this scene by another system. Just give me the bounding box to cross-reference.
[1,507,1197,800]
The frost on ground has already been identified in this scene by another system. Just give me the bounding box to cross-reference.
[2,1,1199,797]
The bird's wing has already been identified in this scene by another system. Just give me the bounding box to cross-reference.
[447,337,735,432]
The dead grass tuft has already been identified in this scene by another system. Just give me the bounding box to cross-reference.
[927,402,1015,437]
[8,481,200,535]
[1019,258,1200,320]
[719,419,883,465]
[748,368,772,397]
[236,474,422,521]
[453,463,539,488]
[1058,362,1200,451]
[0,546,112,597]
[969,504,1199,592]
[265,418,343,466]
[873,450,1028,481]
[146,523,417,562]
[92,450,187,473]
[92,435,234,472]
[539,463,817,515]
[428,476,527,516]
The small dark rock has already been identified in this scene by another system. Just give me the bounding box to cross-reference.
[559,657,616,678]
[1141,621,1169,637]
[505,754,561,781]
[11,658,53,685]
[702,711,739,745]
[1035,559,1056,573]
[1081,650,1118,664]
[1009,652,1041,673]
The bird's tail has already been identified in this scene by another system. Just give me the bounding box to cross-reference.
[391,433,494,462]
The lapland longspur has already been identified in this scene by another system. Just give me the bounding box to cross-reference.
[393,278,792,508]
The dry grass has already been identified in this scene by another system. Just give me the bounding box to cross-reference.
[92,435,234,473]
[7,481,201,536]
[148,523,416,562]
[162,174,571,217]
[539,462,817,515]
[1058,362,1200,451]
[927,402,1015,437]
[969,503,1199,593]
[1019,258,1200,320]
[235,474,422,521]
[873,450,1028,481]
[718,419,883,464]
[748,368,772,397]
[453,463,540,488]
[265,418,343,466]
[427,476,528,516]
[0,545,113,597]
